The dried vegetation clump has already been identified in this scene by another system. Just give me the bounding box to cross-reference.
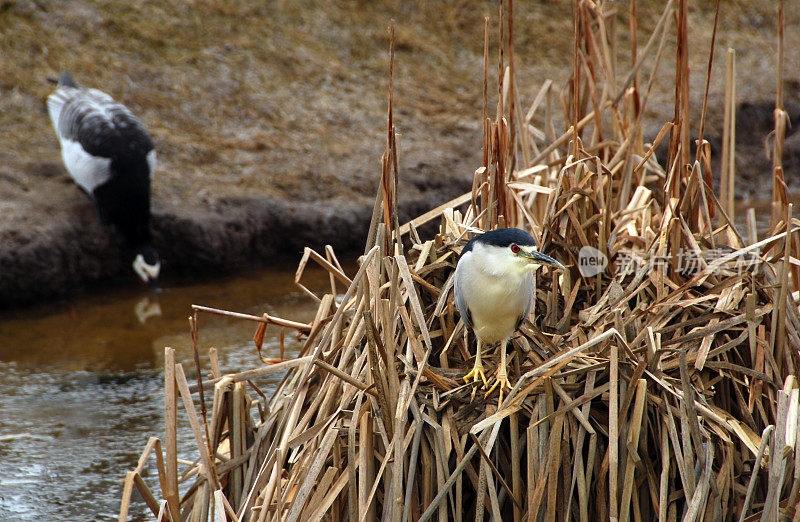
[121,2,800,521]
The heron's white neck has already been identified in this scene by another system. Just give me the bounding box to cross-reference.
[470,243,534,281]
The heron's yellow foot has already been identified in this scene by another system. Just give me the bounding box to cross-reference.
[463,359,488,388]
[485,368,512,405]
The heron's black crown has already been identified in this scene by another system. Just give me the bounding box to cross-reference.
[461,228,536,255]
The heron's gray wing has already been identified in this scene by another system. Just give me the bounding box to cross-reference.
[515,271,535,331]
[453,260,473,329]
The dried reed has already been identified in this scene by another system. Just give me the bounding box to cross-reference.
[120,2,800,521]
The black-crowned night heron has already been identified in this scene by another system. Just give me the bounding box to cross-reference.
[454,228,565,400]
[47,72,161,288]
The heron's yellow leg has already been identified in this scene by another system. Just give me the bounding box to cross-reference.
[486,339,512,404]
[463,338,488,387]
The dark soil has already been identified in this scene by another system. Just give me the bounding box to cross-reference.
[1,0,799,306]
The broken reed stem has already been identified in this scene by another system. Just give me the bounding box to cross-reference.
[381,20,399,252]
[668,0,690,178]
[609,343,619,521]
[772,0,788,225]
[507,0,516,174]
[775,0,784,110]
[189,312,212,460]
[188,356,312,393]
[695,0,720,159]
[164,347,180,522]
[365,18,401,259]
[192,304,312,332]
[570,0,580,157]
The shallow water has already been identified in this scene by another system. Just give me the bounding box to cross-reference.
[0,262,339,521]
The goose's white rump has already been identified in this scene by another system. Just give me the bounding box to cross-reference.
[56,138,112,193]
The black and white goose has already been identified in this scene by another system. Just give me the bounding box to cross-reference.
[47,72,160,288]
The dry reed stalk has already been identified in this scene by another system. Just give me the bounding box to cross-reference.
[118,437,169,521]
[121,4,800,521]
[164,347,180,522]
[772,0,787,223]
[720,48,736,225]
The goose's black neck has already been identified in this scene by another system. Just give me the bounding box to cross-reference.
[92,158,153,249]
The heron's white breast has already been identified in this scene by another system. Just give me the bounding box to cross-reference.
[456,244,534,343]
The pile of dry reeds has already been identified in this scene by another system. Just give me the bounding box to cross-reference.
[120,1,800,521]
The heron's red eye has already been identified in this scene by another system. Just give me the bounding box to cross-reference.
[510,244,520,253]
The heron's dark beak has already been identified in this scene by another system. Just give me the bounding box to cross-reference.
[523,251,566,271]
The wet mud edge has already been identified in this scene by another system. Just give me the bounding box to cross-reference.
[0,182,470,307]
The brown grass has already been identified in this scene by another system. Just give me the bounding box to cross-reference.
[118,1,800,520]
[2,1,797,203]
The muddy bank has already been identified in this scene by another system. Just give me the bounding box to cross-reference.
[0,155,475,306]
[1,0,799,306]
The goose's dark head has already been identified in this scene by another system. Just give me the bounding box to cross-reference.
[133,245,161,290]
